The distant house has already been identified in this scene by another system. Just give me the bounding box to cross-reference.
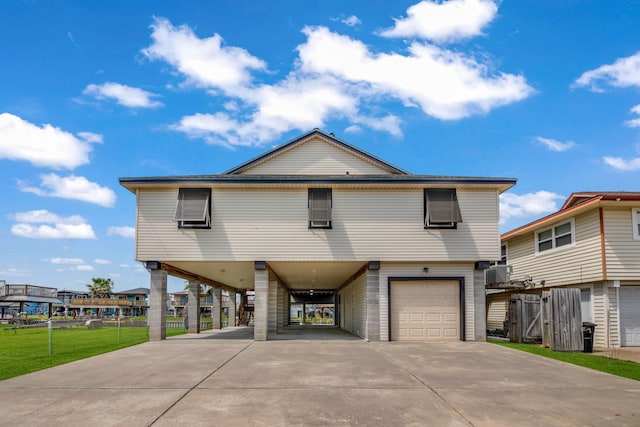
[120,129,515,341]
[169,290,230,318]
[113,288,150,317]
[489,192,640,348]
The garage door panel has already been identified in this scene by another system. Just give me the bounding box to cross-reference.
[410,328,425,337]
[443,312,457,322]
[391,280,460,341]
[620,286,640,347]
[443,328,458,337]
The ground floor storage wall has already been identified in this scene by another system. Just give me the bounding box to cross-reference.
[339,274,366,338]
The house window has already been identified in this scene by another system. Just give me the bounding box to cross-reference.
[498,244,508,265]
[536,220,573,253]
[424,189,462,229]
[173,188,211,229]
[308,189,332,228]
[633,209,640,240]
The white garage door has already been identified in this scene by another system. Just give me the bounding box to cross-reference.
[620,286,640,346]
[391,280,460,341]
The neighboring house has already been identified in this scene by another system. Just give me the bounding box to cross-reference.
[54,289,90,315]
[169,290,230,317]
[113,288,150,317]
[119,129,515,341]
[489,192,640,348]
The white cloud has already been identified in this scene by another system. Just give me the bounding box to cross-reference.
[297,26,532,120]
[147,16,531,147]
[0,113,95,169]
[574,51,640,92]
[10,210,97,239]
[625,119,640,128]
[499,191,564,224]
[379,0,498,42]
[45,257,84,265]
[624,104,640,128]
[142,17,266,93]
[0,267,29,277]
[83,82,163,108]
[107,226,135,238]
[19,174,116,207]
[172,76,359,146]
[535,136,575,152]
[342,15,361,27]
[77,132,103,143]
[94,258,111,265]
[603,156,640,171]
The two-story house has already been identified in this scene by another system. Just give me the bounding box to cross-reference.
[490,192,640,348]
[119,129,515,342]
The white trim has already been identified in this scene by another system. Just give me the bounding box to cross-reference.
[615,286,621,347]
[632,208,640,240]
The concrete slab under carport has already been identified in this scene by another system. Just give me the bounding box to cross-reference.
[0,328,638,426]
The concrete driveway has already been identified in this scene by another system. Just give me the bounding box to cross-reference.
[0,327,638,426]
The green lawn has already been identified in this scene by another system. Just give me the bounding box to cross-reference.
[0,325,186,381]
[489,339,640,382]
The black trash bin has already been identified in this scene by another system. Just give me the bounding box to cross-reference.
[582,322,597,353]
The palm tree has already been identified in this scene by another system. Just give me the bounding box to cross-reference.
[87,277,114,298]
[86,278,114,318]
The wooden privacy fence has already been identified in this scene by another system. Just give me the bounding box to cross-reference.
[542,288,583,351]
[509,294,542,343]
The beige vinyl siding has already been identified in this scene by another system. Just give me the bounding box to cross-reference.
[593,284,607,348]
[486,292,509,331]
[609,286,620,347]
[239,137,393,175]
[339,274,366,338]
[603,207,640,280]
[340,284,353,332]
[505,210,603,287]
[136,188,500,262]
[379,263,475,341]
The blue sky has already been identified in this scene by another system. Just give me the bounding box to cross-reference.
[1,0,640,292]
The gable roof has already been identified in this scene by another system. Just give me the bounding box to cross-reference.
[119,130,517,193]
[502,191,640,240]
[223,128,408,175]
[115,287,150,295]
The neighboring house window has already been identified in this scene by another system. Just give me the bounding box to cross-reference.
[580,288,593,323]
[173,188,211,229]
[633,209,640,240]
[536,220,573,253]
[498,244,508,265]
[308,188,332,228]
[424,189,463,229]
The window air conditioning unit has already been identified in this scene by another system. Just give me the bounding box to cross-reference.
[485,265,512,285]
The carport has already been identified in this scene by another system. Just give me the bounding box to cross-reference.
[145,260,376,341]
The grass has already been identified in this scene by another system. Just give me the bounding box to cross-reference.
[0,325,187,381]
[489,339,640,382]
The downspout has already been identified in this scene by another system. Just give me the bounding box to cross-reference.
[599,207,607,281]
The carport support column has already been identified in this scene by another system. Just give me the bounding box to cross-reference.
[187,280,200,334]
[473,266,487,341]
[149,267,167,341]
[228,291,237,327]
[254,261,269,341]
[211,287,222,329]
[366,261,381,342]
